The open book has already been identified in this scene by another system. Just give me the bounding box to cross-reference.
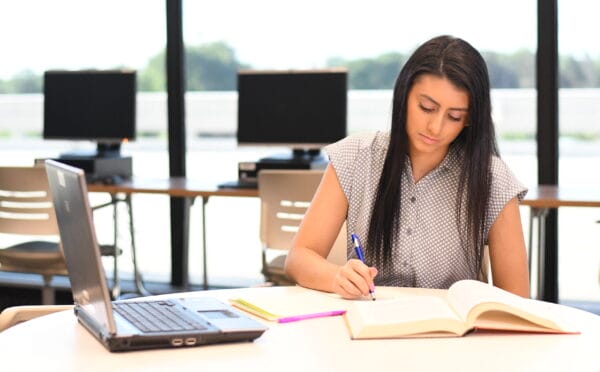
[344,279,579,339]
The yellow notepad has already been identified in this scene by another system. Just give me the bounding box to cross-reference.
[230,289,347,323]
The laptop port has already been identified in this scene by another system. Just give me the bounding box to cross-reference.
[170,338,184,346]
[184,337,197,346]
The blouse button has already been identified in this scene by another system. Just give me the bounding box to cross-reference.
[410,196,416,203]
[406,228,412,236]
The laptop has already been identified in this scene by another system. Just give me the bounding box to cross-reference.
[44,159,267,352]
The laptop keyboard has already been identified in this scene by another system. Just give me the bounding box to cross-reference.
[113,300,208,333]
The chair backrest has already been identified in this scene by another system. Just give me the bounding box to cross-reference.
[0,166,58,237]
[258,169,347,264]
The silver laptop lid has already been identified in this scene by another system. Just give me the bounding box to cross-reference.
[45,159,118,335]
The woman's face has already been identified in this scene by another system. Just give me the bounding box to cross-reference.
[405,74,469,159]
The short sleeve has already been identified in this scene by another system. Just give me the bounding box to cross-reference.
[323,135,362,199]
[323,132,388,238]
[485,156,528,237]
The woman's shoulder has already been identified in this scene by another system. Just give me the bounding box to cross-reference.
[489,155,528,197]
[490,155,515,176]
[325,131,389,201]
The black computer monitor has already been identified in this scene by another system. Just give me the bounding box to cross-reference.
[236,69,347,161]
[43,70,136,158]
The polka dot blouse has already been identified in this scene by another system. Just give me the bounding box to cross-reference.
[324,131,528,289]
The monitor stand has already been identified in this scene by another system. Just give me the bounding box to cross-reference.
[219,148,328,189]
[55,142,133,184]
[259,148,325,165]
[59,142,123,159]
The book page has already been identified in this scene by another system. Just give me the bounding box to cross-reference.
[446,280,523,320]
[469,310,575,333]
[446,280,578,333]
[472,299,579,332]
[345,295,468,338]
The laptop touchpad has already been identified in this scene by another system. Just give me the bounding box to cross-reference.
[177,298,268,332]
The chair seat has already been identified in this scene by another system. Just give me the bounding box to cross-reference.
[267,254,287,271]
[0,241,66,271]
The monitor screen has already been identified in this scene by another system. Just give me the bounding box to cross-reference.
[43,70,136,157]
[237,69,347,156]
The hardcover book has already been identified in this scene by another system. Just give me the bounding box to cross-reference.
[344,280,579,339]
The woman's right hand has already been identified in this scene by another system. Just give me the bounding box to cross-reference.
[332,259,378,299]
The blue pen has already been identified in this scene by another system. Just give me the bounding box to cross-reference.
[350,233,376,301]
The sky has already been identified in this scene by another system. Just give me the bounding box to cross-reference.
[1,0,597,79]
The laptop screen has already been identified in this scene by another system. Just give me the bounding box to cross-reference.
[45,159,118,334]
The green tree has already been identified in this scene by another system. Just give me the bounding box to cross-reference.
[138,52,165,91]
[3,46,600,93]
[186,41,247,91]
[560,55,598,88]
[328,52,406,89]
[510,49,536,88]
[481,49,536,89]
[4,70,42,93]
[483,52,520,88]
[138,41,248,91]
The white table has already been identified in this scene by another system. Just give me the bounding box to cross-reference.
[1,286,599,372]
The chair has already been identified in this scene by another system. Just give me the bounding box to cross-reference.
[257,169,347,285]
[0,304,74,332]
[0,166,69,305]
[478,245,493,284]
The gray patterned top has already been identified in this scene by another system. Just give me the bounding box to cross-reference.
[324,131,527,289]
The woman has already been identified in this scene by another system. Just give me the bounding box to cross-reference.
[284,35,530,299]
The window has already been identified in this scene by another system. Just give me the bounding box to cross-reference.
[557,0,600,303]
[182,0,538,286]
[0,0,171,282]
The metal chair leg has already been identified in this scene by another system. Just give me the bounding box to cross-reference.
[111,195,121,300]
[126,194,151,296]
[201,196,209,290]
[41,274,55,305]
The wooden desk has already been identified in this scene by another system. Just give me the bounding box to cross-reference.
[522,185,600,209]
[87,177,258,198]
[522,185,600,301]
[1,286,599,371]
[87,178,258,290]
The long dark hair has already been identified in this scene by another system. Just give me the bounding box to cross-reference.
[367,35,499,276]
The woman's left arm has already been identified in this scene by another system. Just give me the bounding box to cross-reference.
[487,197,530,297]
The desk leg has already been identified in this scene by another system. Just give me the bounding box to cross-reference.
[125,195,151,297]
[111,195,120,300]
[528,210,534,290]
[536,209,548,300]
[529,207,549,300]
[201,196,209,290]
[170,197,190,288]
